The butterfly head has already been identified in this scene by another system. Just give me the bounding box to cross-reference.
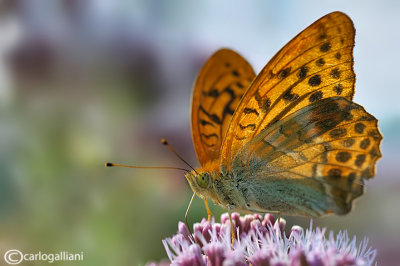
[184,170,219,201]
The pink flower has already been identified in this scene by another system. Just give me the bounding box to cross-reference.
[149,213,376,266]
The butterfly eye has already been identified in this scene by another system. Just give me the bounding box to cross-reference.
[196,173,210,189]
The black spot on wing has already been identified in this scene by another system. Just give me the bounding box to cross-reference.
[203,89,219,97]
[368,130,381,141]
[255,91,271,112]
[283,89,299,102]
[278,67,291,79]
[309,91,323,102]
[239,123,256,130]
[200,133,218,147]
[200,133,218,139]
[334,84,343,95]
[261,98,271,111]
[330,68,341,79]
[308,75,322,86]
[234,135,248,141]
[243,108,259,116]
[236,82,244,89]
[224,106,234,116]
[316,58,325,67]
[220,86,237,119]
[199,105,221,124]
[200,119,215,127]
[341,138,355,148]
[298,66,308,80]
[358,114,376,122]
[320,42,331,52]
[369,147,380,159]
[355,154,366,167]
[354,123,366,134]
[329,128,347,138]
[319,33,327,40]
[336,151,351,162]
[359,138,371,149]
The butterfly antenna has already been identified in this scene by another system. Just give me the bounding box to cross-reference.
[105,162,189,172]
[161,138,198,175]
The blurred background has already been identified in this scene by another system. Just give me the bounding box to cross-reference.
[0,0,399,265]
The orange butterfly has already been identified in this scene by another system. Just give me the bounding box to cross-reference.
[185,11,382,222]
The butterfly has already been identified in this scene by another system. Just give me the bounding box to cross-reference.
[185,11,382,221]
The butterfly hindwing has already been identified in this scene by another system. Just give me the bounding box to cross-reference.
[220,12,356,169]
[232,97,381,215]
[191,49,255,168]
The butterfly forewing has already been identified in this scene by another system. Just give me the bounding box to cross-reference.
[221,12,356,168]
[191,49,255,167]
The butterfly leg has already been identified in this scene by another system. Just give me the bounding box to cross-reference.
[273,211,281,224]
[227,208,235,245]
[203,198,212,221]
[185,192,196,242]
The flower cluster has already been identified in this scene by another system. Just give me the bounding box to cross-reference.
[149,212,376,266]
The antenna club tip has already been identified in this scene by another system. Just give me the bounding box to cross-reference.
[105,162,113,167]
[161,138,168,145]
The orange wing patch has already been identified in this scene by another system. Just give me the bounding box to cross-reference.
[191,49,255,167]
[221,12,356,169]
